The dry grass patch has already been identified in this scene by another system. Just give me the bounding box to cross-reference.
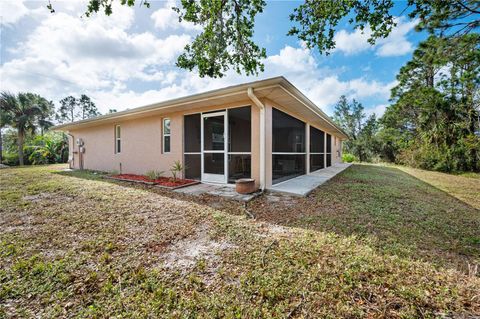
[251,164,480,273]
[397,165,480,210]
[1,165,479,318]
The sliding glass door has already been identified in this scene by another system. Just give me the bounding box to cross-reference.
[202,112,227,183]
[184,106,251,184]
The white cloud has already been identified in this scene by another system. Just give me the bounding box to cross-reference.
[0,0,29,25]
[151,0,202,32]
[376,18,418,57]
[348,78,395,98]
[267,43,317,72]
[0,3,395,117]
[333,17,417,57]
[365,104,388,117]
[334,28,372,55]
[0,3,191,111]
[263,44,394,109]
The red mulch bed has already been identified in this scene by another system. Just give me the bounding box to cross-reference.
[109,174,198,188]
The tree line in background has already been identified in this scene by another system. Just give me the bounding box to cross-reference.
[0,93,113,166]
[2,0,479,172]
[334,34,480,173]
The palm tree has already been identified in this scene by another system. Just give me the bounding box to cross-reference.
[0,106,13,163]
[0,92,53,165]
[37,100,55,135]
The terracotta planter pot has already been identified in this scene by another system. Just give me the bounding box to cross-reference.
[235,178,257,194]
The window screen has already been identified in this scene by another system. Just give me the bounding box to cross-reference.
[184,114,201,153]
[184,154,201,180]
[272,108,305,153]
[272,154,306,184]
[310,127,324,153]
[228,106,251,152]
[271,108,306,184]
[228,154,251,183]
[163,118,171,153]
[326,133,332,153]
[115,125,121,153]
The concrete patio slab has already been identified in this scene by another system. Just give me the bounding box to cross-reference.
[174,183,260,202]
[269,163,352,196]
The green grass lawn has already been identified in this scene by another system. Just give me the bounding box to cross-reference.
[252,164,480,272]
[1,164,479,318]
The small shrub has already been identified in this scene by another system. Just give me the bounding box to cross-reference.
[2,152,19,166]
[170,160,184,181]
[145,170,164,181]
[342,153,356,163]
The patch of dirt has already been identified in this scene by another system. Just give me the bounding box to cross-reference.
[162,226,236,271]
[22,192,73,203]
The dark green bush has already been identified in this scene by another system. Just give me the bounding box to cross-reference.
[2,152,19,166]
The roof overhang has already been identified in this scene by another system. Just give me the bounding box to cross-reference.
[53,76,348,139]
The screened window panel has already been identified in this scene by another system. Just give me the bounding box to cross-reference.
[204,116,225,151]
[164,136,171,153]
[326,154,332,167]
[204,153,224,174]
[310,127,325,153]
[115,125,121,153]
[228,154,251,183]
[184,154,201,180]
[310,154,325,172]
[326,133,332,153]
[228,106,251,152]
[272,108,305,153]
[272,155,306,184]
[184,114,201,153]
[163,119,171,134]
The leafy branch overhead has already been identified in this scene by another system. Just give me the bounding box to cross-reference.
[76,0,479,77]
[173,0,267,78]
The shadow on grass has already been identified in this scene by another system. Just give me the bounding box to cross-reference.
[250,164,480,273]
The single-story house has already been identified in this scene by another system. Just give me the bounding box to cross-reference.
[54,77,348,190]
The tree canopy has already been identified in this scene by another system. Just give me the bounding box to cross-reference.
[66,0,480,77]
[333,95,378,162]
[379,34,480,171]
[1,93,101,166]
[0,92,54,165]
[56,94,100,123]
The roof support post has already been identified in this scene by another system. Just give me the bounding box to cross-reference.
[306,123,310,174]
[247,87,265,190]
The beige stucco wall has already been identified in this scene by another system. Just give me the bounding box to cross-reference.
[69,115,180,175]
[68,98,343,188]
[68,101,261,186]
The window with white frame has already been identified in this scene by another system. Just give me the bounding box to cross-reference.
[163,118,171,153]
[115,125,121,153]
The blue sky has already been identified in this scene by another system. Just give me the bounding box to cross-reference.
[0,0,427,117]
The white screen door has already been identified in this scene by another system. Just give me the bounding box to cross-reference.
[201,112,227,183]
